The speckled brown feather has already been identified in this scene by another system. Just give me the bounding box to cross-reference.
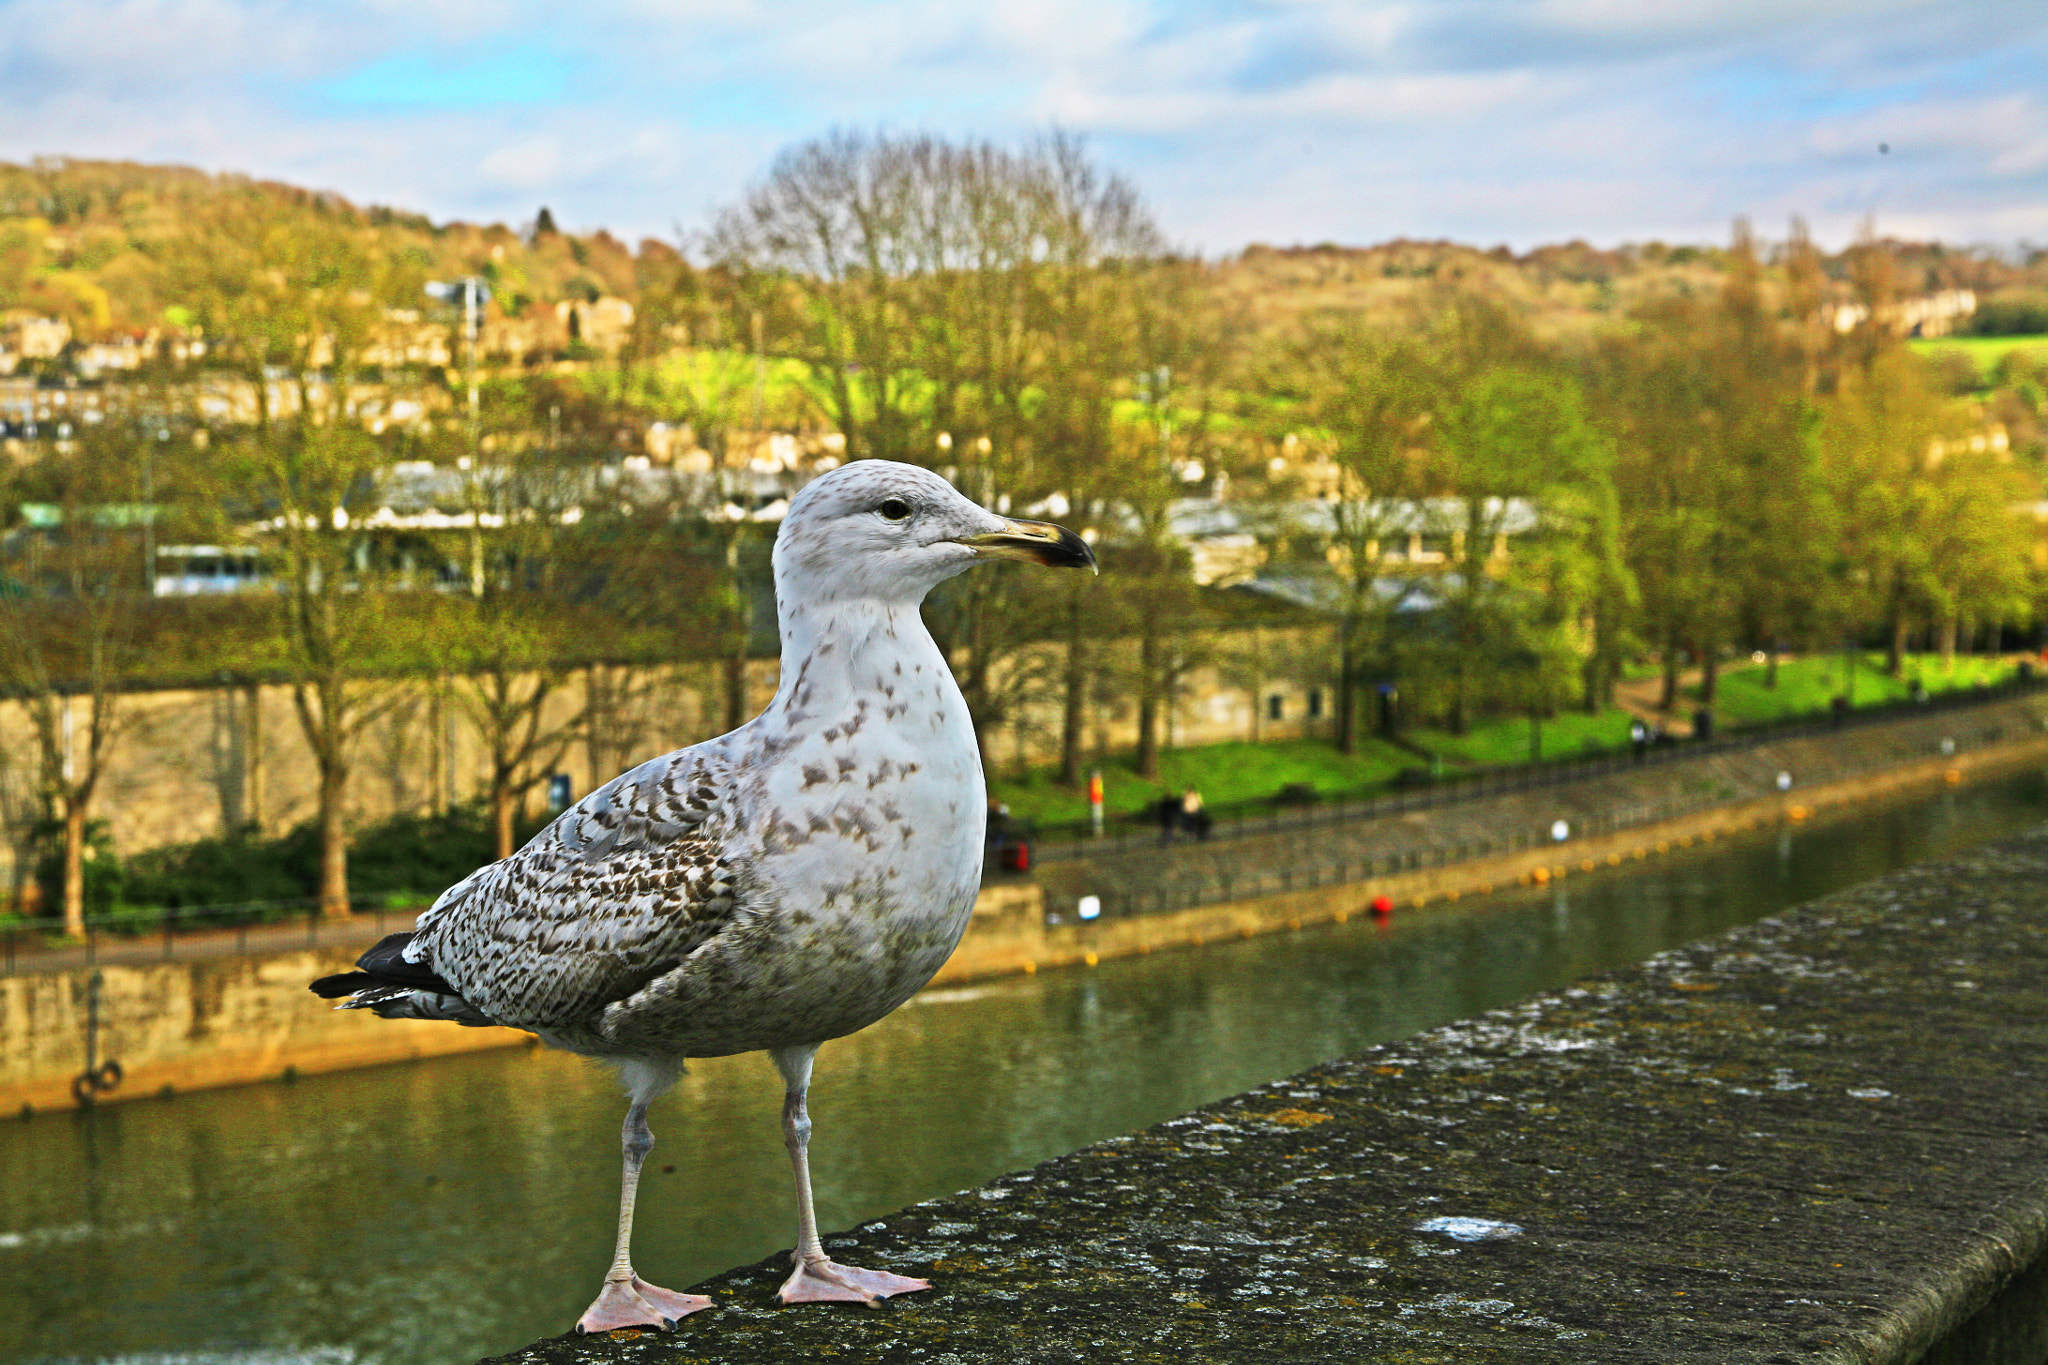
[403,746,743,1034]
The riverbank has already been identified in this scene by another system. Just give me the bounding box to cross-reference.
[485,819,2048,1365]
[967,692,2048,979]
[5,693,2045,1115]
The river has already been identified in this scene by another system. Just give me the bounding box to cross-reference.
[5,769,2046,1364]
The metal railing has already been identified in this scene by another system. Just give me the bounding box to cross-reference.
[2,896,414,977]
[5,672,2038,973]
[1034,703,2036,924]
[1031,672,2046,865]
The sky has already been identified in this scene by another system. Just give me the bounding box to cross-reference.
[0,0,2043,255]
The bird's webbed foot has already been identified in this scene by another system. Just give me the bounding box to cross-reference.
[575,1276,713,1333]
[777,1253,931,1307]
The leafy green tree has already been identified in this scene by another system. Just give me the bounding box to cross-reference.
[1261,321,1433,749]
[178,194,422,916]
[1601,225,1820,711]
[1822,347,2034,675]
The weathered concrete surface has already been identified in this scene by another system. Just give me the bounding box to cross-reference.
[483,825,2048,1365]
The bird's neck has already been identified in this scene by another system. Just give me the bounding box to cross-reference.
[765,596,953,727]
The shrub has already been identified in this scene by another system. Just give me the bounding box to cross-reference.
[1971,293,2048,336]
[122,824,318,916]
[113,803,556,919]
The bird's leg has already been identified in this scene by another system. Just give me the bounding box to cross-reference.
[771,1043,931,1307]
[575,1100,712,1334]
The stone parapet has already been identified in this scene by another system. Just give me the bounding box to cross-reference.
[482,822,2048,1365]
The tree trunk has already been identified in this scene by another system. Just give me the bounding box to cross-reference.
[1058,594,1087,786]
[243,681,265,832]
[492,772,516,861]
[1765,641,1780,690]
[1888,613,1908,677]
[1136,624,1161,779]
[1247,625,1265,744]
[1335,619,1357,754]
[1660,640,1681,713]
[722,654,748,731]
[1941,617,1957,673]
[318,758,350,918]
[722,530,752,731]
[61,799,86,938]
[1699,649,1719,705]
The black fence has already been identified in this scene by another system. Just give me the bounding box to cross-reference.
[2,897,413,977]
[1031,672,2047,865]
[1033,691,2041,924]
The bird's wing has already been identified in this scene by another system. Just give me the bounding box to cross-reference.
[407,740,744,1031]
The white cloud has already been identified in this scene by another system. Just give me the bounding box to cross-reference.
[0,0,2038,250]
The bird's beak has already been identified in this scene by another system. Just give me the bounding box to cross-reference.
[958,519,1098,574]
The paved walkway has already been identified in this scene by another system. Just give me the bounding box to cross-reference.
[10,689,2042,976]
[1035,694,2045,918]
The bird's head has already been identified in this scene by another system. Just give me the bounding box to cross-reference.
[773,459,1096,605]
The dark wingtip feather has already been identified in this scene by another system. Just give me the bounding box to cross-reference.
[310,971,376,999]
[309,931,460,999]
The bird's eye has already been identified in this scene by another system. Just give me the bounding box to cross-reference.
[876,498,912,522]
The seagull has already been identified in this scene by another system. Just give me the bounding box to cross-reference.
[311,459,1095,1333]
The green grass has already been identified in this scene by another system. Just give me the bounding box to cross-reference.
[990,736,1417,830]
[989,651,2023,834]
[1413,706,1642,767]
[1704,652,2012,725]
[992,707,1646,829]
[1909,335,2048,379]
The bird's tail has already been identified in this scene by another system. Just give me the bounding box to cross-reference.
[310,931,498,1027]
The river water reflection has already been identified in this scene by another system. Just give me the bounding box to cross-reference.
[6,770,2047,1364]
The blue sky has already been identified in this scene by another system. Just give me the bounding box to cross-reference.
[0,0,2041,253]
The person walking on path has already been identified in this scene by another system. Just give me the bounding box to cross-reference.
[1157,792,1181,843]
[1180,788,1211,841]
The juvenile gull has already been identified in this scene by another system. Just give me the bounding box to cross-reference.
[311,459,1094,1332]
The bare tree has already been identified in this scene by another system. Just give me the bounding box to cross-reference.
[0,438,144,934]
[710,129,1176,774]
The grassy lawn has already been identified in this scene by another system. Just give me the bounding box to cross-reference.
[990,651,2023,833]
[1705,652,2013,725]
[1909,335,2048,380]
[989,736,1417,830]
[1412,706,1640,767]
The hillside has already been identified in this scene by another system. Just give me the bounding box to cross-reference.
[0,156,674,341]
[1213,236,2048,345]
[3,156,2046,350]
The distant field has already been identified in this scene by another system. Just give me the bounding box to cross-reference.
[1909,334,2048,377]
